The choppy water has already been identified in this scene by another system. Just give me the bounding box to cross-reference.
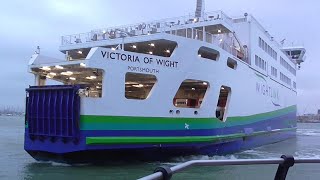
[1,116,320,180]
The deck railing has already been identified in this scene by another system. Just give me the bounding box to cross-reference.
[166,28,246,62]
[138,155,320,180]
[60,10,248,62]
[60,11,232,46]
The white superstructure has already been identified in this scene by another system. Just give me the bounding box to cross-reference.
[28,4,306,120]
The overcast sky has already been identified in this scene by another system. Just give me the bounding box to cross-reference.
[0,0,318,114]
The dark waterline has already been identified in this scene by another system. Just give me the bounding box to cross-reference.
[1,116,320,180]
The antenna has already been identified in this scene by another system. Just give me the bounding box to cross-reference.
[195,0,205,18]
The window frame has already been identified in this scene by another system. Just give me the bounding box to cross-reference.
[124,72,157,100]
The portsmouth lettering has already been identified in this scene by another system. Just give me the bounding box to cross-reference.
[128,66,160,73]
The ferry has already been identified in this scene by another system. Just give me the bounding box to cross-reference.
[24,0,306,163]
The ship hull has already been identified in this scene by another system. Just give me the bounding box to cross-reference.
[24,107,296,163]
[26,129,295,164]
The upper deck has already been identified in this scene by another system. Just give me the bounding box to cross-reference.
[60,11,233,50]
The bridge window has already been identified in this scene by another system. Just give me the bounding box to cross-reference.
[173,80,209,108]
[125,72,157,100]
[198,46,219,61]
[216,86,231,121]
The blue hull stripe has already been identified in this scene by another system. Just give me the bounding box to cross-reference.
[82,112,296,137]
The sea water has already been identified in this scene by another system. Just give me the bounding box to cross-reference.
[1,116,320,180]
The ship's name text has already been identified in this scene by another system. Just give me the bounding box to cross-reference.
[101,51,178,68]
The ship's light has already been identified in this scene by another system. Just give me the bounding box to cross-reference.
[203,82,208,85]
[55,65,64,69]
[80,63,86,67]
[221,87,225,90]
[133,84,144,88]
[61,71,73,76]
[111,47,116,50]
[132,45,137,49]
[218,29,222,33]
[46,75,53,79]
[86,76,97,80]
[191,87,196,90]
[96,86,101,89]
[78,50,83,54]
[165,49,171,53]
[193,18,197,22]
[49,72,57,76]
[198,54,202,57]
[219,39,223,42]
[149,51,153,55]
[40,66,51,71]
[69,77,76,81]
[149,43,155,47]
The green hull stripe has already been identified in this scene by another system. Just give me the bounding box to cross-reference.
[86,127,296,145]
[80,106,296,130]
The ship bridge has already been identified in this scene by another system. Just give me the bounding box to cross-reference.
[281,46,306,66]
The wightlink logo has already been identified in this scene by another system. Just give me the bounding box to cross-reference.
[256,83,279,99]
[255,73,280,106]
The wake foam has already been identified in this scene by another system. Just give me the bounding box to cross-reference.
[163,155,239,166]
[297,129,320,137]
[31,161,91,167]
[294,149,320,159]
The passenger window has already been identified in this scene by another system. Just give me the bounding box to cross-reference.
[227,58,237,69]
[198,46,219,61]
[125,72,157,100]
[216,86,231,121]
[173,80,209,108]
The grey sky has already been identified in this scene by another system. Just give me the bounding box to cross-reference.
[0,0,318,114]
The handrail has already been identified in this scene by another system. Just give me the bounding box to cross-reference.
[61,27,248,62]
[60,10,232,46]
[138,155,320,180]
